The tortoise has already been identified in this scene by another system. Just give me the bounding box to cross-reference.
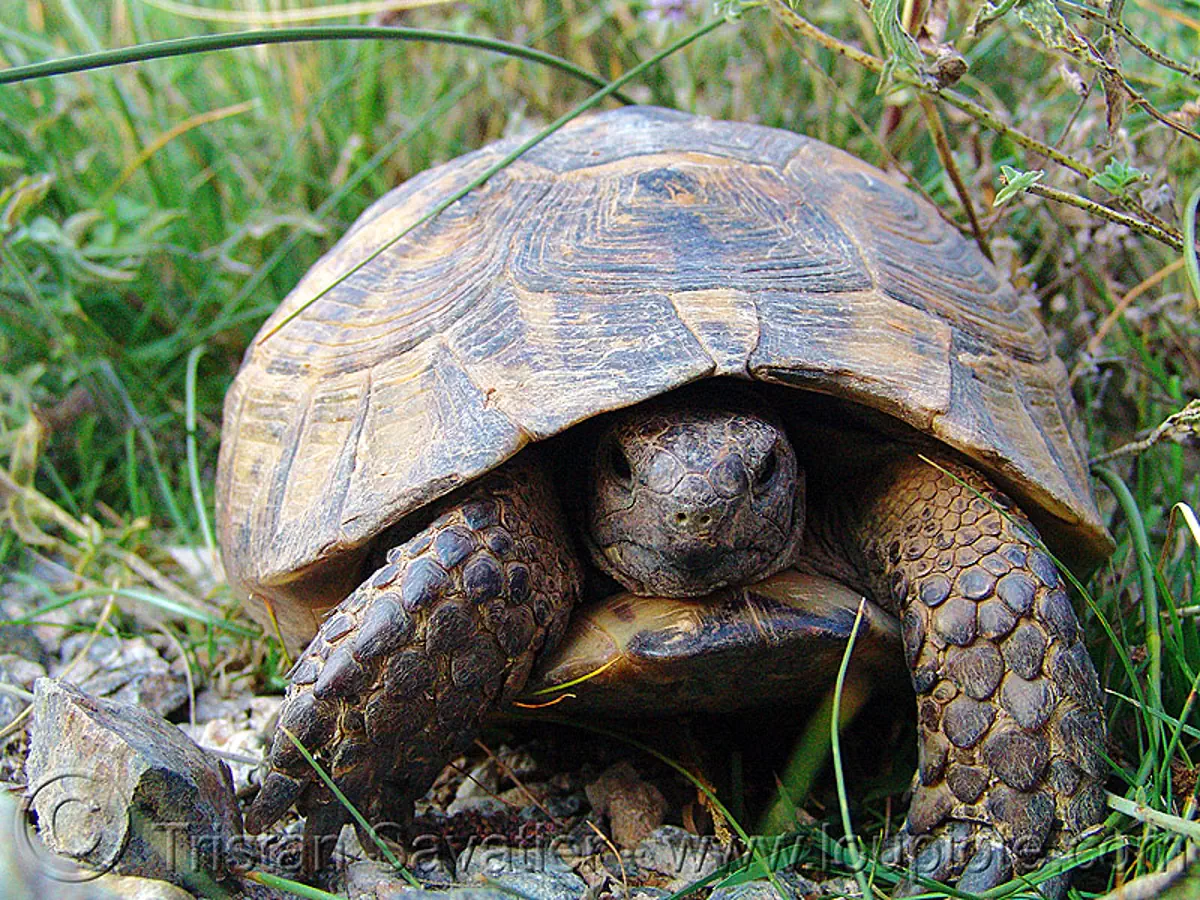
[217,106,1112,890]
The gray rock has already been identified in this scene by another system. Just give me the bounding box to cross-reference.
[56,636,187,718]
[0,651,48,686]
[0,656,38,760]
[457,843,587,900]
[408,850,457,886]
[0,624,50,667]
[708,871,821,900]
[182,694,280,792]
[626,890,670,900]
[25,678,241,889]
[634,826,734,887]
[818,876,862,897]
[541,792,585,819]
[447,759,502,816]
[342,858,423,899]
[336,831,457,898]
[342,854,516,900]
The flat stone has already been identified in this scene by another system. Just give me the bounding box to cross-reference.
[54,636,187,718]
[457,845,587,900]
[708,871,820,900]
[634,825,732,887]
[25,679,241,886]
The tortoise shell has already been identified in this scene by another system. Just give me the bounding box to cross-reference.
[215,106,1111,649]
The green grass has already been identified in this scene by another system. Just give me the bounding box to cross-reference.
[2,0,1199,897]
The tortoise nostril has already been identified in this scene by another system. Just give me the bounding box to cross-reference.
[675,512,688,524]
[698,513,712,527]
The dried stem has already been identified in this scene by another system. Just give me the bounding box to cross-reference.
[918,94,993,260]
[767,0,1101,180]
[768,0,1198,255]
[1021,181,1187,250]
[1060,0,1200,82]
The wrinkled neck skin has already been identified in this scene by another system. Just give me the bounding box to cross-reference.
[792,451,903,610]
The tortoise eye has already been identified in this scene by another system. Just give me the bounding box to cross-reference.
[609,442,633,485]
[755,448,778,489]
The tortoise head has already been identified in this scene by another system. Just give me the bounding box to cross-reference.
[584,392,805,597]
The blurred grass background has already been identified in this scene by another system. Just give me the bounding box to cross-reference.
[1,0,1198,895]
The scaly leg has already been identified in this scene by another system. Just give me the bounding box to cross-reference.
[244,458,583,871]
[853,455,1106,890]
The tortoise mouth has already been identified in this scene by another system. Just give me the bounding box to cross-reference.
[597,535,797,598]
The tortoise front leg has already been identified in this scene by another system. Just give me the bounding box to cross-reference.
[244,457,583,872]
[855,455,1107,891]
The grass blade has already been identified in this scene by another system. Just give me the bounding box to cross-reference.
[0,26,635,104]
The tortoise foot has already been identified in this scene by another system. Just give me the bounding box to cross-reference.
[243,460,582,874]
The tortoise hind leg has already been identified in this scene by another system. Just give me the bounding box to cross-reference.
[244,458,583,873]
[853,455,1106,891]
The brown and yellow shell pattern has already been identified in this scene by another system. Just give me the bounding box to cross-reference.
[216,107,1109,651]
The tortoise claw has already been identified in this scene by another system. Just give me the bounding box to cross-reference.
[894,822,1080,897]
[245,771,304,835]
[956,839,1014,894]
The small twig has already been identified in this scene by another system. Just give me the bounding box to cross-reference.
[1090,400,1200,464]
[918,94,993,261]
[584,820,629,898]
[1016,179,1188,251]
[768,0,1102,180]
[1065,26,1200,144]
[472,738,564,825]
[1060,0,1200,82]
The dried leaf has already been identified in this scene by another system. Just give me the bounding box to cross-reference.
[974,0,1092,66]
